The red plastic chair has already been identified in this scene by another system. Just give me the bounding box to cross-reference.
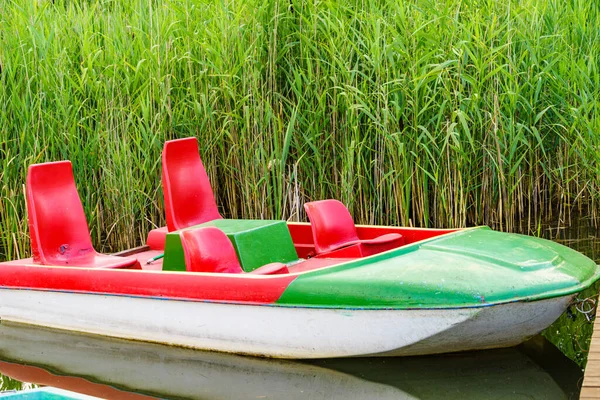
[26,161,140,269]
[304,199,404,257]
[162,137,222,232]
[180,227,289,275]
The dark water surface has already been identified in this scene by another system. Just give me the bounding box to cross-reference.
[0,322,583,399]
[539,219,600,366]
[1,222,598,399]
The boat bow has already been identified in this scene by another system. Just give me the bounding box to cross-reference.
[276,227,600,309]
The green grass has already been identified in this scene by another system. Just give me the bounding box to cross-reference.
[1,0,599,259]
[0,374,34,392]
[0,0,599,367]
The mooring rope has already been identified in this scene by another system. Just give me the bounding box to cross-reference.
[573,296,597,322]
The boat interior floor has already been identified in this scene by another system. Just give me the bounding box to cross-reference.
[3,249,356,275]
[139,249,352,274]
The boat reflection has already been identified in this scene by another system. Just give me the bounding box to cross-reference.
[0,321,581,399]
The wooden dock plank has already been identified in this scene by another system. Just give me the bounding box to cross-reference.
[583,303,600,398]
[584,377,600,386]
[581,387,600,398]
[582,392,600,399]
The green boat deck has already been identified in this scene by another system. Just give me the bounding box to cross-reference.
[275,227,600,309]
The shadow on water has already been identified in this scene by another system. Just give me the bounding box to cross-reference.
[0,321,583,399]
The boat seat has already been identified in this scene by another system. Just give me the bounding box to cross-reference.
[146,226,168,250]
[180,227,289,275]
[304,199,404,257]
[26,161,141,269]
[162,137,222,232]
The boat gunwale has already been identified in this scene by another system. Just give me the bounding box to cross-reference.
[0,225,476,279]
[1,226,599,309]
[0,271,596,310]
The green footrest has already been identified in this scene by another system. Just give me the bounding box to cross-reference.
[163,219,298,272]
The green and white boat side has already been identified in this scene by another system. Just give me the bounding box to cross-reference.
[276,227,600,309]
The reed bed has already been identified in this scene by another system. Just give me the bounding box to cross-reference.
[0,0,599,260]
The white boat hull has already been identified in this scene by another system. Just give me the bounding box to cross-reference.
[0,289,574,359]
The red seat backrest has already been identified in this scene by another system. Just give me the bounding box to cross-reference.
[304,199,360,254]
[26,161,95,265]
[162,137,222,232]
[180,227,243,273]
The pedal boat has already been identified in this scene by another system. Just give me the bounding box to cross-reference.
[1,139,598,359]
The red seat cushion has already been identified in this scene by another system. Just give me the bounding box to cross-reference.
[360,233,403,245]
[304,199,361,254]
[180,227,243,274]
[26,161,139,269]
[304,199,403,257]
[180,227,289,275]
[146,226,168,250]
[162,138,221,232]
[77,254,141,269]
[249,262,289,275]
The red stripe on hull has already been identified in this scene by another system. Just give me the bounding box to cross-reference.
[0,264,297,304]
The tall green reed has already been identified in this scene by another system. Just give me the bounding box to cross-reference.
[0,0,599,260]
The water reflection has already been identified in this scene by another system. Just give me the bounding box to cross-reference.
[537,219,600,366]
[0,321,581,399]
[541,218,600,263]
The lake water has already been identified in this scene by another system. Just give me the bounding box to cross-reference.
[538,218,600,367]
[0,322,584,399]
[1,221,598,399]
